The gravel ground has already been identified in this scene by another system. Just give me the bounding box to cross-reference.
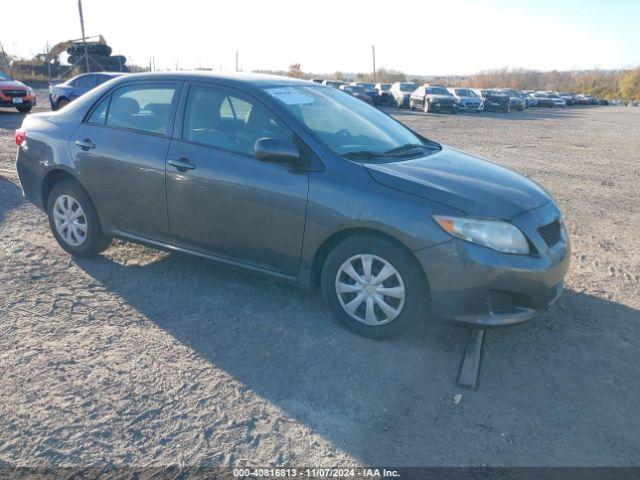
[1,92,639,469]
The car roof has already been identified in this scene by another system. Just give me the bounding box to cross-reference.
[109,71,315,89]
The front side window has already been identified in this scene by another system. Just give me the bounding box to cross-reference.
[106,83,177,135]
[265,85,437,160]
[183,85,292,155]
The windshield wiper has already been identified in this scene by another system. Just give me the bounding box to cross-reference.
[343,150,384,159]
[384,143,438,155]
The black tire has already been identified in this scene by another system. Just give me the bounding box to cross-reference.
[46,180,111,258]
[16,106,32,113]
[56,98,69,110]
[423,99,430,113]
[320,234,429,340]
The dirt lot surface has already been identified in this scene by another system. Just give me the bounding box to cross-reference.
[1,91,639,468]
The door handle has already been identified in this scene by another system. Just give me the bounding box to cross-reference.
[168,158,196,171]
[75,139,96,150]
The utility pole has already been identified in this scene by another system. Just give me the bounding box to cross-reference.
[45,42,52,81]
[235,50,239,72]
[77,0,91,72]
[372,45,377,83]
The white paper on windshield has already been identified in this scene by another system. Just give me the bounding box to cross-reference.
[266,87,314,105]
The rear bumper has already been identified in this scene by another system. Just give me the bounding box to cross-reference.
[415,202,570,327]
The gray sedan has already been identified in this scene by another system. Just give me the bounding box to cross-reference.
[15,72,569,339]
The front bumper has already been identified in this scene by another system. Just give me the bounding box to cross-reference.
[415,202,570,327]
[0,98,35,108]
[459,103,483,112]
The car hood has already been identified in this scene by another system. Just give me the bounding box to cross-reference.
[0,80,28,90]
[458,96,481,102]
[365,145,550,219]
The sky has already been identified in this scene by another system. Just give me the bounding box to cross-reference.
[2,0,639,75]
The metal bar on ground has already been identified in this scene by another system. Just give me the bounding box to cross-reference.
[458,329,485,389]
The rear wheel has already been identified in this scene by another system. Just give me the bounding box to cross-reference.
[46,180,111,257]
[16,106,32,113]
[321,234,428,339]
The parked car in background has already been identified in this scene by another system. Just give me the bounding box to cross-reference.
[0,71,37,113]
[389,82,417,108]
[559,92,577,106]
[475,89,510,112]
[598,98,610,105]
[448,87,484,112]
[544,91,567,107]
[339,84,373,104]
[534,92,555,107]
[322,79,344,89]
[534,92,566,107]
[410,84,458,114]
[498,89,526,111]
[49,72,124,110]
[310,78,325,83]
[15,72,570,339]
[352,82,380,105]
[523,91,538,107]
[575,94,598,105]
[375,83,392,105]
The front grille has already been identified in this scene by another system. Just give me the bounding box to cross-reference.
[1,90,27,98]
[538,220,562,247]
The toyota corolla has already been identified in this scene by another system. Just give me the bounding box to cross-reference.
[15,72,570,339]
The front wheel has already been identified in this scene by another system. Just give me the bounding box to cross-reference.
[46,180,112,257]
[320,234,428,339]
[16,106,32,113]
[423,99,430,113]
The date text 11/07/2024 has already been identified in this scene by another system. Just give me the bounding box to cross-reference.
[232,468,401,477]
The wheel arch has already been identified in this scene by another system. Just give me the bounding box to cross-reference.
[41,168,86,209]
[310,227,431,296]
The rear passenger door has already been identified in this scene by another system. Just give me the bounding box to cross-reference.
[70,81,181,243]
[165,83,309,275]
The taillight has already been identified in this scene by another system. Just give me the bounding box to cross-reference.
[15,128,26,146]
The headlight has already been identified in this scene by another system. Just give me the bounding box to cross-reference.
[434,215,530,254]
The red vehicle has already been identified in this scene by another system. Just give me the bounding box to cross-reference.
[0,71,37,113]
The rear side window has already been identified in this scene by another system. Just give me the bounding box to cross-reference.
[106,83,178,135]
[87,95,109,124]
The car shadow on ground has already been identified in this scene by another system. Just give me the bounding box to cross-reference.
[75,246,640,465]
[0,178,24,226]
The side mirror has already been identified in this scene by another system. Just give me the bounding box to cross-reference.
[254,138,301,165]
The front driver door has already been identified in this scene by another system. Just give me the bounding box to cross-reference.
[165,83,309,276]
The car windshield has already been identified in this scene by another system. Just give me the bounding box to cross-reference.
[454,88,476,97]
[265,85,439,160]
[547,92,560,98]
[426,86,450,95]
[0,71,13,81]
[357,83,375,90]
[378,83,391,91]
[398,83,416,92]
